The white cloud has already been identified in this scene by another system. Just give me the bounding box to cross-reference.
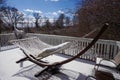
[24,9,34,13]
[50,0,59,2]
[44,10,64,18]
[22,12,27,16]
[44,0,59,2]
[49,18,54,22]
[34,10,42,14]
[23,9,65,23]
[24,9,42,14]
[57,10,64,14]
[28,15,34,18]
[52,12,58,16]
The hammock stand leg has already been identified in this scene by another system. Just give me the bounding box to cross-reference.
[34,65,60,77]
[16,57,28,63]
[16,54,48,64]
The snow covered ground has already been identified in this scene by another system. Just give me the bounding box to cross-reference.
[0,48,32,80]
[0,48,120,80]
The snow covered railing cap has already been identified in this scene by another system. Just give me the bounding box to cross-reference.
[9,37,38,44]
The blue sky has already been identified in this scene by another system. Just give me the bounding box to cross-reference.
[7,0,80,19]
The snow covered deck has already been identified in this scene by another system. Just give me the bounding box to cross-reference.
[0,47,120,80]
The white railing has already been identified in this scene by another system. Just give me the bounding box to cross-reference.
[0,33,119,61]
[0,33,15,47]
[28,33,120,61]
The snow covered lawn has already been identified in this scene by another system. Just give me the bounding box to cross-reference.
[0,48,95,80]
[0,48,32,80]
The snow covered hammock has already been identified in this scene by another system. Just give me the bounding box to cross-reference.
[10,37,71,62]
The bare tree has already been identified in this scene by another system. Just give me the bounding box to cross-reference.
[33,12,42,28]
[45,19,51,30]
[0,0,25,38]
[0,6,24,30]
[0,0,7,32]
[72,13,79,26]
[65,16,70,27]
[77,0,120,27]
[77,0,120,40]
[57,13,65,28]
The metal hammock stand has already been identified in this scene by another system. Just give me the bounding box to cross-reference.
[10,23,109,77]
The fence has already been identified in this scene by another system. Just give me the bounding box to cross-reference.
[0,33,119,61]
[28,33,120,61]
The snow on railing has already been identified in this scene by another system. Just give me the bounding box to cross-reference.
[27,33,119,61]
[0,33,119,61]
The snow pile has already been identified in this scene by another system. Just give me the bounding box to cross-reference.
[0,48,32,80]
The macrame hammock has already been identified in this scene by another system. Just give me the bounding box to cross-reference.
[10,23,109,77]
